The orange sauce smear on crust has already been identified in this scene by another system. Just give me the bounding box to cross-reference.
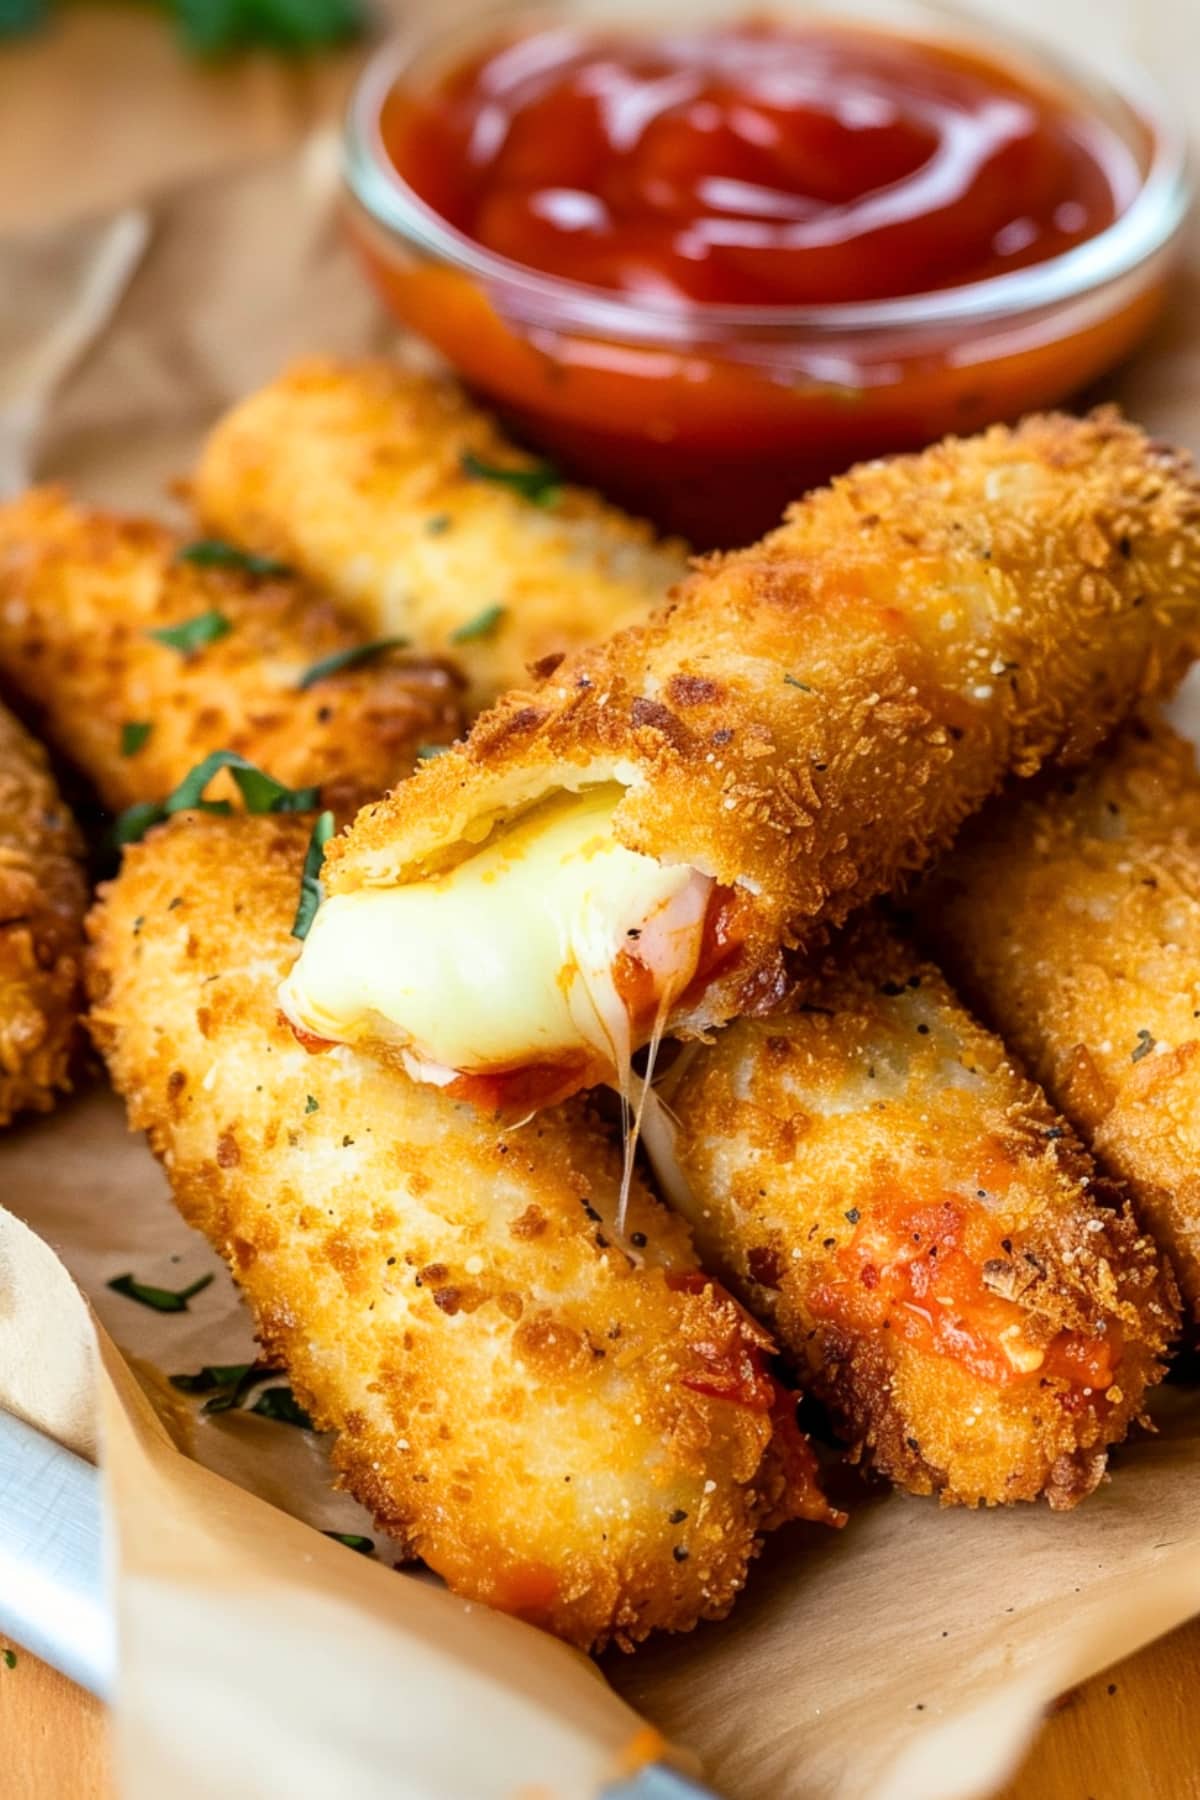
[807,1197,1121,1395]
[667,1270,844,1527]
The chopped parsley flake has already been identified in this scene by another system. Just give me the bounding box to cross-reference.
[460,450,560,507]
[1131,1028,1156,1063]
[450,603,507,644]
[2,1649,15,1670]
[149,609,232,655]
[249,1386,314,1429]
[783,674,816,693]
[297,637,409,691]
[108,1271,214,1313]
[177,540,292,578]
[416,743,450,761]
[114,751,319,848]
[323,1531,375,1555]
[170,1360,285,1414]
[292,809,335,940]
[120,720,153,757]
[305,1094,319,1114]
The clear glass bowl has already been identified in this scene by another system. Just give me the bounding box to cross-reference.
[343,0,1190,546]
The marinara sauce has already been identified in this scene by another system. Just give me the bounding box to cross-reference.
[355,17,1171,543]
[385,21,1134,307]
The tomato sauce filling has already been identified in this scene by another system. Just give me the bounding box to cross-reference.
[808,1197,1121,1394]
[441,879,746,1116]
[667,1269,844,1527]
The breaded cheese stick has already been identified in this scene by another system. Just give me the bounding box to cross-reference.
[192,357,686,714]
[919,717,1200,1326]
[86,811,837,1652]
[281,412,1200,1115]
[0,489,461,820]
[0,701,87,1125]
[648,914,1178,1508]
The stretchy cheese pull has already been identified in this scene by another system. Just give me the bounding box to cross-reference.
[304,412,1200,1114]
[88,812,829,1652]
[280,785,715,1108]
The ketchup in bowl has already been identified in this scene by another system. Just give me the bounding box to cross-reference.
[345,8,1187,545]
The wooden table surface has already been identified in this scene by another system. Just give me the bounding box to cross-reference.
[1,7,1197,1796]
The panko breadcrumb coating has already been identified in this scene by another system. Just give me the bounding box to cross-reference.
[318,411,1200,1095]
[653,914,1179,1508]
[192,357,686,714]
[0,488,461,821]
[920,716,1200,1327]
[0,701,86,1125]
[86,812,837,1653]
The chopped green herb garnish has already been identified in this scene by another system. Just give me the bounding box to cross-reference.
[249,1385,314,1429]
[2,1649,16,1670]
[177,540,292,578]
[416,743,449,761]
[450,603,506,644]
[120,720,153,757]
[424,513,452,535]
[292,809,335,940]
[783,674,816,693]
[297,636,409,691]
[108,1271,214,1313]
[1131,1028,1156,1063]
[169,1361,257,1395]
[114,750,319,848]
[171,0,363,55]
[170,1360,286,1415]
[114,800,173,847]
[461,450,560,507]
[149,609,232,655]
[323,1531,374,1555]
[0,0,44,39]
[305,1094,319,1114]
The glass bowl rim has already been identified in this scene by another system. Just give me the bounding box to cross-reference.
[342,0,1192,343]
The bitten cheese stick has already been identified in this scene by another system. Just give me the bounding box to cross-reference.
[920,717,1200,1326]
[86,812,836,1652]
[282,412,1200,1114]
[192,358,686,714]
[0,489,461,820]
[0,701,86,1125]
[648,915,1178,1508]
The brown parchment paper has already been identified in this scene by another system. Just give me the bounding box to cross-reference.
[3,16,1200,1787]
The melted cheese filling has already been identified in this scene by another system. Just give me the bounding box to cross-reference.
[279,785,712,1087]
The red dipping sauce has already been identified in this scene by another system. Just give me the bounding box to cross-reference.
[346,10,1186,544]
[385,22,1134,309]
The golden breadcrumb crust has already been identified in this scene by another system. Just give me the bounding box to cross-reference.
[85,812,822,1652]
[192,357,686,715]
[331,411,1200,1046]
[0,701,86,1125]
[921,716,1200,1325]
[661,914,1178,1508]
[0,488,461,820]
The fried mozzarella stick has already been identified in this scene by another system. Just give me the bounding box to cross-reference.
[648,915,1178,1508]
[0,489,461,820]
[192,358,686,714]
[282,412,1200,1115]
[87,812,836,1652]
[0,701,87,1125]
[920,717,1200,1327]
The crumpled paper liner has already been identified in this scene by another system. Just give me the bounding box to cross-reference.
[2,84,1200,1800]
